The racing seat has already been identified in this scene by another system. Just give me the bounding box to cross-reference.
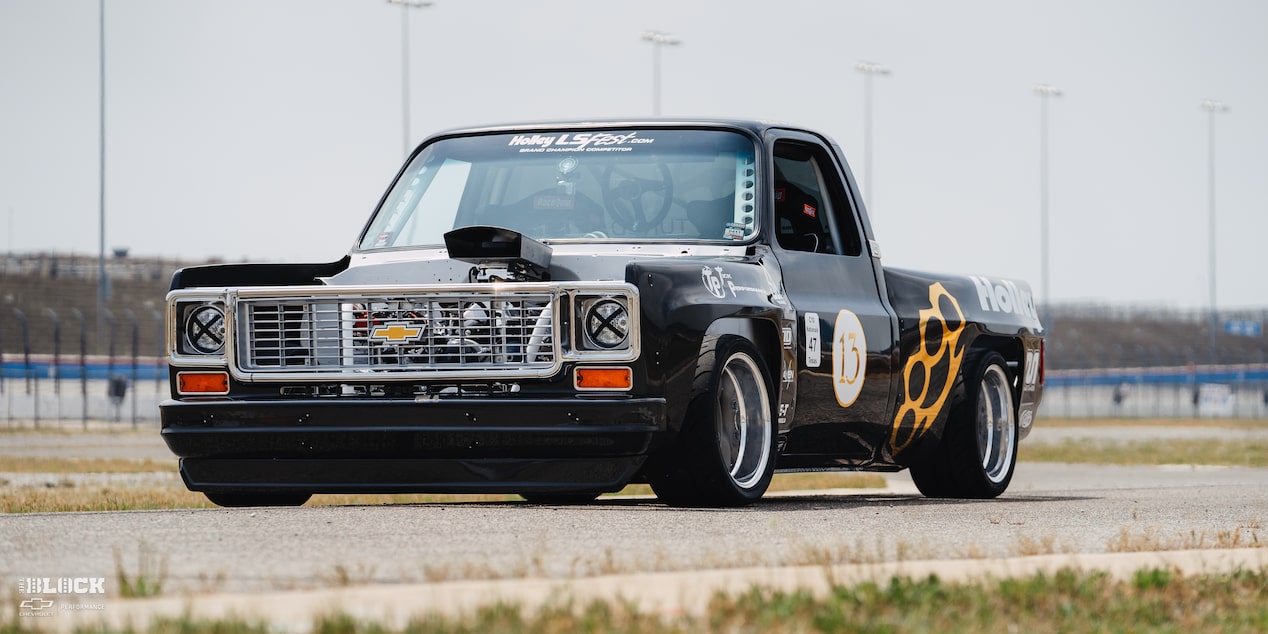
[775,181,828,253]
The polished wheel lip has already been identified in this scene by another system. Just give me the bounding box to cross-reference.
[716,352,772,490]
[977,364,1017,484]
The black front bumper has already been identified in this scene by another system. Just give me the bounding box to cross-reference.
[161,396,667,494]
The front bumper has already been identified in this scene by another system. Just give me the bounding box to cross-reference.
[161,396,666,494]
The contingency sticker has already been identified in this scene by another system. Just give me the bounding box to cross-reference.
[804,313,821,368]
[831,309,867,407]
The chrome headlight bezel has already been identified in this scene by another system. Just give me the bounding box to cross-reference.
[565,287,639,361]
[169,292,230,366]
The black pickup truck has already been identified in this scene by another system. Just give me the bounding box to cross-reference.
[162,119,1045,507]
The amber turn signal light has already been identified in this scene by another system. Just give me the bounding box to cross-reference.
[574,367,632,391]
[177,371,230,395]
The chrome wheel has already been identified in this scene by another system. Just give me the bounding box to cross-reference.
[646,336,776,507]
[714,351,773,490]
[976,363,1017,484]
[909,351,1019,499]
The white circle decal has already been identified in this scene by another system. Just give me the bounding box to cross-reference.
[831,309,867,407]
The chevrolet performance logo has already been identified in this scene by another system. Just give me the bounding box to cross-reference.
[370,323,424,343]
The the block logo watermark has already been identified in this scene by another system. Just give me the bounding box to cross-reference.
[15,576,106,618]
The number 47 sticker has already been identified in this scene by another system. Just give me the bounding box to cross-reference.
[832,309,867,407]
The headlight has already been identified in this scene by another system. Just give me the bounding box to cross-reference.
[583,298,629,349]
[567,288,637,360]
[181,302,226,355]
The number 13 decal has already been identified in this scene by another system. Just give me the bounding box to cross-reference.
[831,309,867,407]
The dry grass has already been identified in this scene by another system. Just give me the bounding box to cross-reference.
[1107,523,1263,552]
[1038,417,1268,430]
[0,473,887,514]
[1009,534,1075,557]
[6,568,1268,633]
[194,472,889,510]
[615,472,888,499]
[772,471,888,491]
[1020,437,1268,467]
[0,456,177,473]
[0,485,215,513]
[311,492,523,506]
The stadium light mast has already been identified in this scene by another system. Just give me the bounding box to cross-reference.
[641,30,681,116]
[389,0,434,159]
[855,61,890,212]
[1034,84,1062,308]
[1202,98,1230,363]
[97,0,108,355]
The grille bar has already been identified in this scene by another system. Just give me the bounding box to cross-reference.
[233,291,559,378]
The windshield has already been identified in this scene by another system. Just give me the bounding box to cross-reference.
[358,128,758,250]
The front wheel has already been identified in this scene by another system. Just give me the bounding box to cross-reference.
[648,336,776,507]
[909,351,1018,499]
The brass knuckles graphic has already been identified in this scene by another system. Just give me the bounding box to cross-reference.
[890,282,967,453]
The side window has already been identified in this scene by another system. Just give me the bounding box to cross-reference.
[772,141,863,256]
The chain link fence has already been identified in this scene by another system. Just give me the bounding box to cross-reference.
[4,253,1267,426]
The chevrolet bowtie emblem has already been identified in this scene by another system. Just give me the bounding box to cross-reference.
[20,597,54,611]
[370,323,424,343]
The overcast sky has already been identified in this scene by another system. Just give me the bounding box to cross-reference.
[2,0,1265,309]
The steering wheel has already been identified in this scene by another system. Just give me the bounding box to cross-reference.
[600,160,674,234]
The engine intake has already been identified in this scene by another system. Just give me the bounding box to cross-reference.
[444,226,552,282]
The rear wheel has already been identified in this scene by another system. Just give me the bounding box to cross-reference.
[203,492,312,508]
[648,336,776,507]
[909,351,1018,499]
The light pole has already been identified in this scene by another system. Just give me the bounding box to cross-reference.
[640,31,681,116]
[1034,84,1062,308]
[98,0,108,355]
[389,0,434,159]
[854,61,890,211]
[1202,98,1230,363]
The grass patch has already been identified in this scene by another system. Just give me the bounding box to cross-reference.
[311,493,524,506]
[3,471,888,514]
[1038,417,1268,430]
[115,543,169,598]
[0,486,216,513]
[1020,437,1268,467]
[1107,523,1262,552]
[4,568,1266,632]
[0,456,176,473]
[615,472,887,499]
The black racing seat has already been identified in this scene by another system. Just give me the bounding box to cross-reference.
[775,181,828,253]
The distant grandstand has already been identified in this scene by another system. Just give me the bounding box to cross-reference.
[0,251,206,357]
[2,251,1266,420]
[1044,303,1268,369]
[2,250,1267,369]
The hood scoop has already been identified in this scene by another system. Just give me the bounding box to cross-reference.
[444,225,552,282]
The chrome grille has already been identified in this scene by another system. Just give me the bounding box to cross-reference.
[233,290,558,378]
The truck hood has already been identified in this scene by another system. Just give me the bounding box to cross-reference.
[328,243,754,286]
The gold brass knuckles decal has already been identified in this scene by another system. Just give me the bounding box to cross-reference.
[890,282,966,454]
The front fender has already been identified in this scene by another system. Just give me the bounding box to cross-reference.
[629,254,794,433]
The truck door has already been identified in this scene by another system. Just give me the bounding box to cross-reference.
[769,133,898,462]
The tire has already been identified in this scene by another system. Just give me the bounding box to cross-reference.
[648,336,776,507]
[909,351,1018,499]
[203,492,312,508]
[519,492,602,505]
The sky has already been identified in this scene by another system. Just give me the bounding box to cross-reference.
[2,0,1266,309]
